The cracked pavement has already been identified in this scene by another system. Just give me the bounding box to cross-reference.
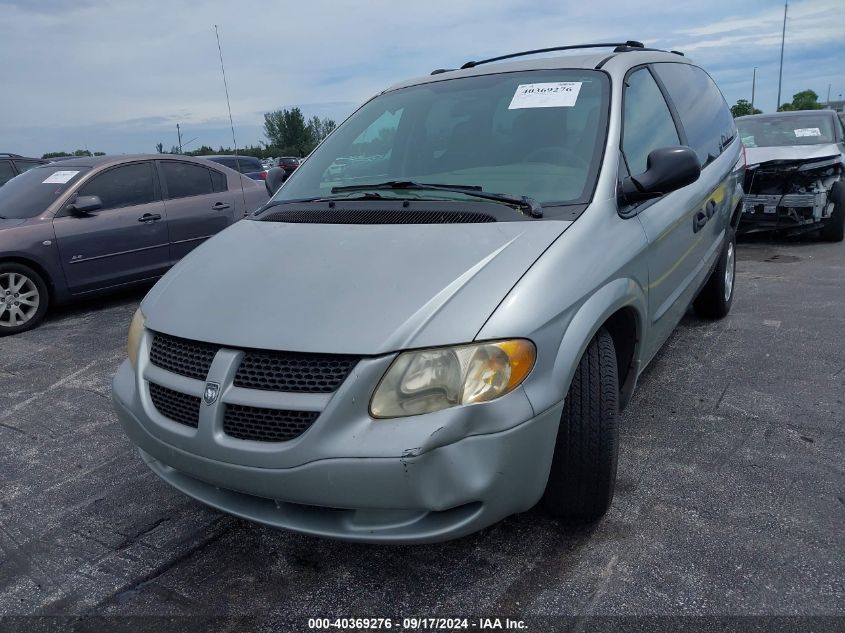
[0,239,843,631]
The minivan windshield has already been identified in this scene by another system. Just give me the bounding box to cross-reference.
[274,70,609,207]
[0,166,90,219]
[737,114,838,148]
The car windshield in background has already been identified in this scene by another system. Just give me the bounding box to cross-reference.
[737,115,838,148]
[0,166,90,219]
[274,69,609,207]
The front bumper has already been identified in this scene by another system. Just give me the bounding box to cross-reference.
[739,192,829,233]
[112,357,562,544]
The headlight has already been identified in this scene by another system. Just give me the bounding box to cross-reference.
[127,308,145,369]
[370,339,535,419]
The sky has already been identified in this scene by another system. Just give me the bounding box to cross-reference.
[1,0,843,157]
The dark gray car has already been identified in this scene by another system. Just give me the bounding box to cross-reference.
[204,155,267,181]
[0,154,268,335]
[0,153,47,186]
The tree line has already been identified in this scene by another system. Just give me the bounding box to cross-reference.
[149,107,337,159]
[730,89,827,118]
[41,149,106,159]
[262,107,336,156]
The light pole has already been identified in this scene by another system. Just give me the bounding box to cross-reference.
[751,67,757,112]
[776,1,787,111]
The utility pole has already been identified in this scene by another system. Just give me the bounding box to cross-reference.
[751,67,757,113]
[776,0,787,111]
[176,123,183,154]
[826,83,831,106]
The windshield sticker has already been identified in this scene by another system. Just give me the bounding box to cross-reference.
[793,128,821,138]
[508,82,582,109]
[42,170,79,184]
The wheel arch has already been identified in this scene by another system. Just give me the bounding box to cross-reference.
[521,277,647,416]
[601,305,641,411]
[0,255,58,303]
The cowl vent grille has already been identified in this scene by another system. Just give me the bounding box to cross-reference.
[260,209,497,224]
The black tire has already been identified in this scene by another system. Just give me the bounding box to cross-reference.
[693,229,736,319]
[820,182,844,242]
[542,327,619,521]
[0,262,49,336]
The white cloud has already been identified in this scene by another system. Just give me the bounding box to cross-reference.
[0,0,841,154]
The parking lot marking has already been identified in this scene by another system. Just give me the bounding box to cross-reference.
[1,356,119,421]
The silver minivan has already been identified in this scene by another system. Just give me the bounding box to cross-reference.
[113,42,744,543]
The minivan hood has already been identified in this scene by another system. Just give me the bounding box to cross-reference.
[745,143,842,167]
[142,218,570,354]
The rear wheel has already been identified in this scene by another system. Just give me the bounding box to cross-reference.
[820,182,844,242]
[693,229,736,319]
[0,263,49,336]
[542,328,619,521]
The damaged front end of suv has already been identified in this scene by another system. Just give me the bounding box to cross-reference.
[736,111,845,241]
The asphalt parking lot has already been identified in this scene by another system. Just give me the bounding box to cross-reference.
[0,238,843,632]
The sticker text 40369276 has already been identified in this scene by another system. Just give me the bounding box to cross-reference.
[508,82,582,110]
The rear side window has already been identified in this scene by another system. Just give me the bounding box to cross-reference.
[652,63,736,168]
[161,162,214,199]
[210,169,227,192]
[77,162,156,210]
[622,68,680,175]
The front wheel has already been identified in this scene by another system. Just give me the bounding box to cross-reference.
[0,263,50,336]
[542,327,619,521]
[693,229,736,320]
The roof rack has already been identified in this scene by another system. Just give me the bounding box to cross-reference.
[430,41,682,74]
[459,41,647,70]
[0,153,23,158]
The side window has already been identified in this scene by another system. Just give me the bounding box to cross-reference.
[210,169,227,192]
[161,162,214,199]
[652,63,736,168]
[77,162,156,210]
[622,68,680,175]
[0,160,15,186]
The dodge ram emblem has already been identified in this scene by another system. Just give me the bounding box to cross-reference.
[203,382,220,405]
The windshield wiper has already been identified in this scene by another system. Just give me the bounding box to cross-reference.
[331,181,543,218]
[0,215,7,220]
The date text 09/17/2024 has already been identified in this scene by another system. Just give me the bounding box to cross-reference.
[306,617,528,630]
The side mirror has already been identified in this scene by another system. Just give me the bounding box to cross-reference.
[265,167,287,196]
[71,195,103,214]
[620,146,701,204]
